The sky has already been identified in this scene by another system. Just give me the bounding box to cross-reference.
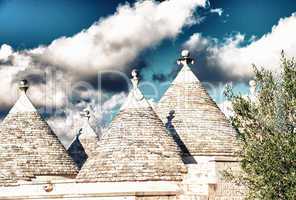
[0,0,296,146]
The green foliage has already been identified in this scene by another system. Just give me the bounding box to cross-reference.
[225,53,296,199]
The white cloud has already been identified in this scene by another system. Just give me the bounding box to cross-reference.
[0,44,13,62]
[0,0,206,107]
[48,91,126,147]
[37,0,207,76]
[184,33,210,52]
[0,66,24,106]
[0,0,207,145]
[218,82,257,119]
[210,8,223,16]
[185,12,296,79]
[101,92,126,111]
[218,100,234,118]
[99,92,127,126]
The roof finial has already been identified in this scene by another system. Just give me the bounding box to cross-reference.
[131,69,139,89]
[81,108,91,121]
[129,69,144,101]
[19,79,29,93]
[177,50,194,67]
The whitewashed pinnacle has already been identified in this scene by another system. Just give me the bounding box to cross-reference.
[19,79,29,93]
[80,108,91,121]
[173,50,199,84]
[9,80,37,114]
[120,69,149,110]
[78,108,97,139]
[177,49,195,67]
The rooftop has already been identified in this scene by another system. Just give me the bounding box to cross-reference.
[67,108,99,169]
[0,80,78,185]
[156,51,239,157]
[77,70,186,182]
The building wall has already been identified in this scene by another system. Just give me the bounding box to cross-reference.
[180,156,245,200]
[209,161,246,200]
[0,181,179,200]
[0,159,246,200]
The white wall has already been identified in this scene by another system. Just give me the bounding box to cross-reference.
[0,181,179,200]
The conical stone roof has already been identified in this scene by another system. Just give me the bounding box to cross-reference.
[0,80,78,185]
[77,70,186,182]
[156,51,239,157]
[78,109,99,157]
[68,109,99,169]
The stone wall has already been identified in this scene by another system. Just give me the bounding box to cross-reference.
[179,156,245,200]
[0,181,179,200]
[0,156,246,200]
[209,161,246,200]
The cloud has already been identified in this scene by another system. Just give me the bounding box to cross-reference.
[0,0,207,145]
[218,100,234,118]
[47,91,126,147]
[36,0,207,76]
[210,8,223,16]
[184,33,210,52]
[0,44,13,63]
[0,0,206,106]
[184,12,296,80]
[218,81,258,119]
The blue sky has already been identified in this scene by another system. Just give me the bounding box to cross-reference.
[0,0,126,48]
[0,0,296,144]
[1,0,295,48]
